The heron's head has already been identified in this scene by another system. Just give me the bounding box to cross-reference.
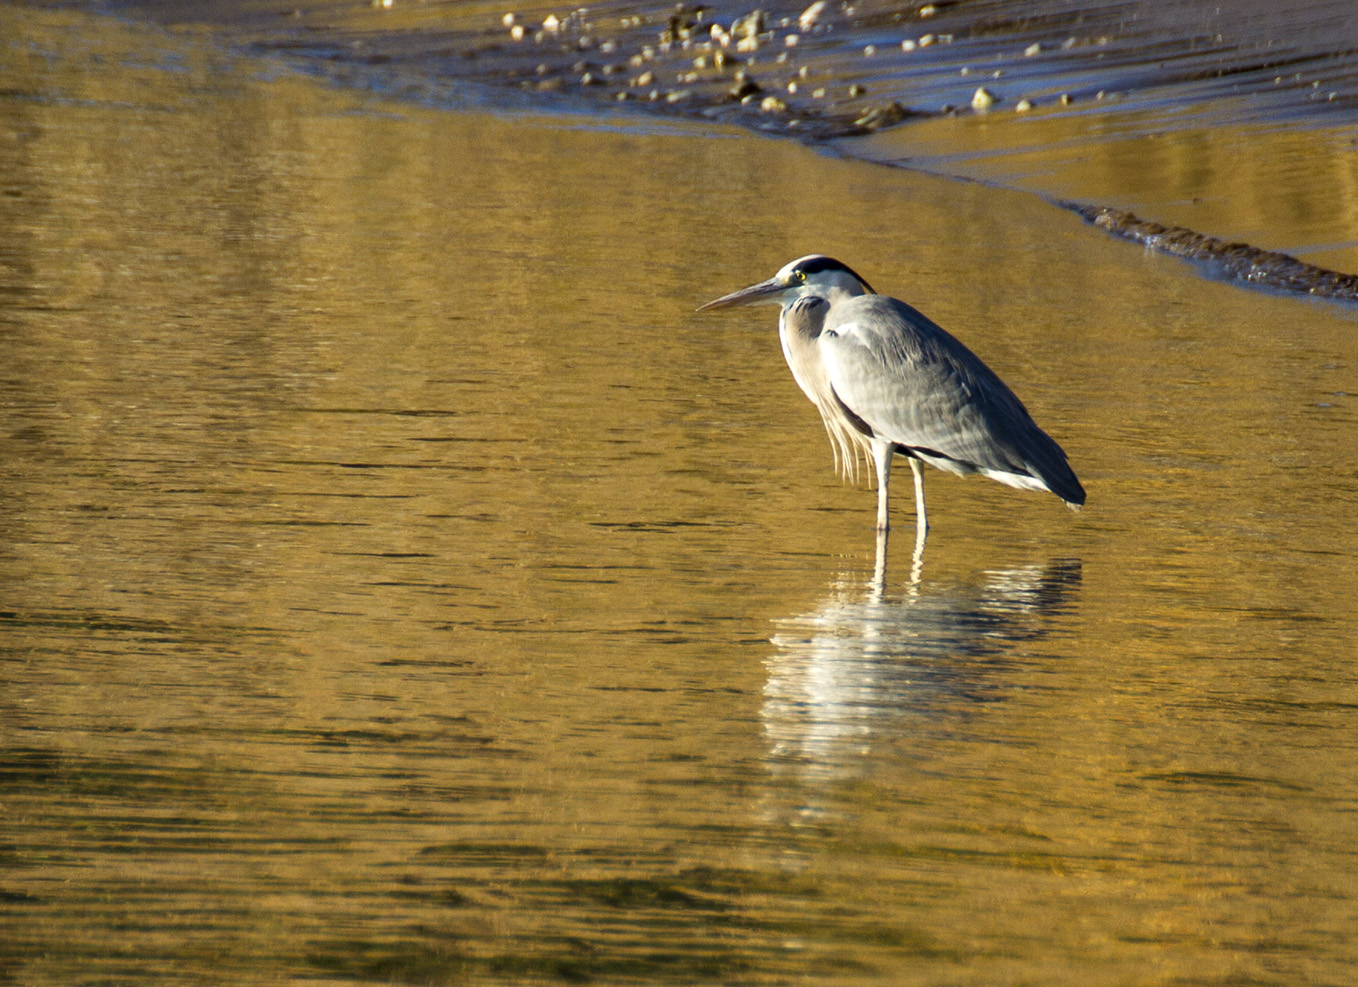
[696,255,875,312]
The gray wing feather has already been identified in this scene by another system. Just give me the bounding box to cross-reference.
[819,295,1084,503]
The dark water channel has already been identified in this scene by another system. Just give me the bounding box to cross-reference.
[3,4,1358,985]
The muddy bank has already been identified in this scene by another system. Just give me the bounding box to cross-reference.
[41,0,1358,299]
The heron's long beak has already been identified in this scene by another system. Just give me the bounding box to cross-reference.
[696,277,786,312]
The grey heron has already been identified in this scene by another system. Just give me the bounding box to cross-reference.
[698,255,1085,542]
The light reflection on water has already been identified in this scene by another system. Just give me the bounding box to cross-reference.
[3,4,1358,985]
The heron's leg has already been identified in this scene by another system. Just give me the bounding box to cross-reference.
[872,440,893,532]
[909,457,929,539]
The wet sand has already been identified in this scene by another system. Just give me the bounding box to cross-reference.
[51,0,1358,297]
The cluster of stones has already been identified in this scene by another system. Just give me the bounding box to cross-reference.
[491,3,941,138]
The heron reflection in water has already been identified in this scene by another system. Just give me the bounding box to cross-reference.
[763,558,1083,783]
[699,255,1085,574]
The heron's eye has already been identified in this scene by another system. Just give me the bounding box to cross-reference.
[794,270,806,283]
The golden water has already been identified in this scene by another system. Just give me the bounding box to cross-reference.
[3,5,1357,985]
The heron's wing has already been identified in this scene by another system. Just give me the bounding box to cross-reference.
[819,296,1084,502]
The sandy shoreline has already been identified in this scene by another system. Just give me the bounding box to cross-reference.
[56,0,1358,297]
[85,0,1358,128]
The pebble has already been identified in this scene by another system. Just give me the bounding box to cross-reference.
[1015,97,1033,112]
[730,10,765,41]
[542,14,560,31]
[849,83,867,97]
[863,44,876,57]
[971,86,997,110]
[510,24,525,40]
[1024,42,1042,57]
[798,0,828,31]
[729,69,761,99]
[502,12,516,27]
[901,39,916,52]
[854,101,909,129]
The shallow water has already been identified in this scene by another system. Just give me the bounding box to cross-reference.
[3,4,1358,985]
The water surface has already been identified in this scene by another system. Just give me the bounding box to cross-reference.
[3,4,1358,985]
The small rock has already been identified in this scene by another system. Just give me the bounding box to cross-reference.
[919,33,935,47]
[849,83,867,97]
[971,86,997,109]
[666,89,692,103]
[731,9,765,41]
[542,13,560,31]
[1015,97,1033,111]
[901,39,916,52]
[864,44,876,56]
[1060,92,1073,105]
[798,0,828,31]
[854,101,911,130]
[760,95,788,112]
[729,69,762,99]
[502,12,516,27]
[1023,42,1042,57]
[510,24,525,40]
[920,4,937,16]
